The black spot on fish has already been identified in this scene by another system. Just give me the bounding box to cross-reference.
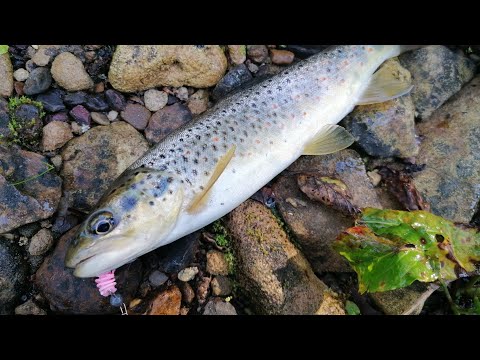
[200,186,204,190]
[169,149,175,153]
[160,154,166,159]
[229,127,234,132]
[149,201,154,206]
[121,196,138,211]
[169,190,173,194]
[192,169,197,176]
[194,158,199,164]
[179,138,184,142]
[212,144,218,151]
[204,171,210,176]
[196,135,201,140]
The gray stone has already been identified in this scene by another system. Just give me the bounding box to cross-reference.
[60,121,149,211]
[28,228,54,256]
[228,200,345,315]
[0,238,28,314]
[13,68,29,82]
[211,276,232,296]
[23,67,52,95]
[51,52,93,91]
[203,297,237,315]
[399,45,476,119]
[272,150,381,273]
[14,299,47,315]
[145,103,192,144]
[0,146,62,233]
[42,121,73,151]
[0,53,13,97]
[144,89,168,112]
[148,270,168,287]
[342,59,418,158]
[412,76,480,223]
[212,64,253,100]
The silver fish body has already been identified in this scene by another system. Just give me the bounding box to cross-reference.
[66,45,411,277]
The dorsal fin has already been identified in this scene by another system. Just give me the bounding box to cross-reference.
[187,145,237,214]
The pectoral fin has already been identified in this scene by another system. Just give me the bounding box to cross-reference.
[303,125,354,155]
[357,65,413,105]
[187,145,237,214]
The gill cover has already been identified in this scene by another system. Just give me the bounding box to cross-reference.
[65,168,184,277]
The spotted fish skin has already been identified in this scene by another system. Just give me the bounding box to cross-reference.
[66,45,409,277]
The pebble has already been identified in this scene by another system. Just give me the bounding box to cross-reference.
[14,299,47,315]
[51,52,94,91]
[14,81,24,96]
[148,270,169,287]
[186,89,209,115]
[44,112,69,124]
[36,89,66,112]
[148,286,182,315]
[107,110,118,121]
[85,94,109,111]
[42,121,73,151]
[28,229,54,256]
[144,89,168,111]
[270,49,295,65]
[90,112,110,125]
[105,89,127,111]
[120,103,151,130]
[177,267,199,282]
[206,250,229,275]
[212,63,253,100]
[173,86,189,101]
[63,91,87,107]
[23,67,52,95]
[211,276,233,296]
[228,45,247,65]
[247,45,269,63]
[178,282,195,304]
[145,103,192,143]
[69,104,91,125]
[0,53,13,97]
[203,298,237,315]
[13,68,29,82]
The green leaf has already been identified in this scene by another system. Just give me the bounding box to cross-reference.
[345,300,361,315]
[0,45,8,55]
[333,208,480,293]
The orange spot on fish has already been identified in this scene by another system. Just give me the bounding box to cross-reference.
[256,139,260,144]
[303,112,307,116]
[266,122,271,126]
[368,47,373,52]
[321,77,327,81]
[343,60,349,65]
[186,151,191,155]
[213,137,219,142]
[273,104,278,109]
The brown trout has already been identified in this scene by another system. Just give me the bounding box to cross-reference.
[66,45,416,277]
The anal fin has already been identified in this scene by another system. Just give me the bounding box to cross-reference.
[187,145,237,214]
[303,124,354,156]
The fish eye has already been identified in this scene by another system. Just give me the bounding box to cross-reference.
[89,211,116,235]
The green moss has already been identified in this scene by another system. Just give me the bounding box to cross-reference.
[209,218,235,275]
[5,96,45,148]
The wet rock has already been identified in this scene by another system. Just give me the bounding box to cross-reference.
[178,282,195,304]
[105,89,126,111]
[203,297,237,315]
[0,53,13,97]
[247,62,259,74]
[228,45,246,65]
[36,89,66,113]
[187,89,209,115]
[148,270,168,287]
[399,45,476,119]
[270,49,295,65]
[28,228,54,256]
[228,200,345,315]
[342,61,418,158]
[211,276,232,296]
[84,94,109,112]
[13,68,29,82]
[178,267,199,282]
[206,250,229,275]
[0,104,10,138]
[412,76,480,223]
[44,112,69,124]
[212,64,253,100]
[23,67,52,95]
[0,145,62,233]
[35,226,143,314]
[147,286,182,315]
[120,103,151,130]
[61,121,149,211]
[107,110,118,121]
[145,103,192,144]
[144,89,168,112]
[196,276,211,304]
[273,150,381,273]
[14,299,47,315]
[51,52,93,91]
[109,45,227,92]
[255,64,283,78]
[154,232,200,273]
[0,238,28,314]
[90,112,110,125]
[370,282,438,315]
[42,121,73,151]
[63,91,86,107]
[247,45,269,63]
[69,104,90,125]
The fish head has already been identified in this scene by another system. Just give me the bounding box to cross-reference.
[65,169,184,278]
